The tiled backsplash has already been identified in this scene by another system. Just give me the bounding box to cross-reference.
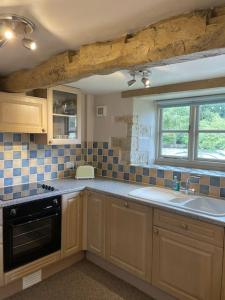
[0,133,85,187]
[86,142,225,199]
[2,135,225,199]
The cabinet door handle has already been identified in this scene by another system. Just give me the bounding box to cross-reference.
[42,128,46,133]
[181,223,188,230]
[124,201,129,208]
[49,140,52,144]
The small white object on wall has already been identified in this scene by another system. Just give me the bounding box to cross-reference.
[96,105,107,117]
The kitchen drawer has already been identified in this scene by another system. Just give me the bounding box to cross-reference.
[154,209,224,247]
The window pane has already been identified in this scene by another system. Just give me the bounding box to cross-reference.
[161,133,189,157]
[199,102,225,130]
[162,106,190,130]
[198,133,225,160]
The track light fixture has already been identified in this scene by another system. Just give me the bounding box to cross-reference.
[141,71,151,88]
[127,69,151,88]
[0,14,37,51]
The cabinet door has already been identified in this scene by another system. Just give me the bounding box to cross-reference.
[87,192,105,257]
[106,197,152,282]
[47,85,82,145]
[0,92,47,133]
[61,193,82,257]
[152,227,223,300]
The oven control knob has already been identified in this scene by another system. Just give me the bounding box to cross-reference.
[10,208,17,217]
[53,199,58,205]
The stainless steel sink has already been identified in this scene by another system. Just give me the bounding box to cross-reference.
[182,197,225,217]
[129,187,186,203]
[129,187,225,217]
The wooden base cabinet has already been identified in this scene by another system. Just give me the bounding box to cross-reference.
[106,197,152,282]
[61,193,83,258]
[152,227,223,300]
[87,192,106,257]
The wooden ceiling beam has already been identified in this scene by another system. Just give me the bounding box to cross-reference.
[1,6,225,92]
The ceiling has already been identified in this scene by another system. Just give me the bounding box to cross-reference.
[0,0,225,75]
[68,55,225,95]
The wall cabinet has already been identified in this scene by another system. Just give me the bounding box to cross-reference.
[105,197,152,282]
[35,85,82,145]
[61,192,83,258]
[0,92,47,133]
[87,192,106,257]
[152,209,224,300]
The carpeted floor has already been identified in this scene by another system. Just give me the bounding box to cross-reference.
[7,260,153,300]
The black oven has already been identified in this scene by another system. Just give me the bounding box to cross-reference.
[3,196,61,272]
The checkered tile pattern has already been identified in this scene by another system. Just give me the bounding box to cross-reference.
[86,142,225,199]
[0,133,85,187]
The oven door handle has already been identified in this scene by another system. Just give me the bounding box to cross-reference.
[9,212,60,227]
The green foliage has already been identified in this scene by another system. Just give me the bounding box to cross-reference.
[162,103,225,151]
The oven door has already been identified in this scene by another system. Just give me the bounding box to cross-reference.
[4,211,61,272]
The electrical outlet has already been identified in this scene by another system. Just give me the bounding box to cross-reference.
[65,162,74,169]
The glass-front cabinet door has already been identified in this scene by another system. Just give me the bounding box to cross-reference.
[47,85,82,145]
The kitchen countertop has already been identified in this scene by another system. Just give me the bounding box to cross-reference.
[1,177,225,227]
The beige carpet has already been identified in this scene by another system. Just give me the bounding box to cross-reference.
[7,260,153,300]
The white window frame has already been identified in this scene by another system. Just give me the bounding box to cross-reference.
[155,95,225,171]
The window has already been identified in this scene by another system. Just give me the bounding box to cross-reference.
[157,97,225,168]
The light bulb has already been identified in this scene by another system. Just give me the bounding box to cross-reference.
[30,41,37,50]
[142,77,150,88]
[4,30,14,40]
[22,38,37,51]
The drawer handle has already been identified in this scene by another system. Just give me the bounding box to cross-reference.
[181,223,188,230]
[124,201,129,208]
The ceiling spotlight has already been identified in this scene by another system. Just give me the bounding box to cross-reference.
[22,38,37,50]
[127,72,136,87]
[141,70,151,88]
[4,29,14,40]
[0,14,37,51]
[141,77,150,88]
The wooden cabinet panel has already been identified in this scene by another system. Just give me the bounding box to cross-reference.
[152,227,223,300]
[0,245,3,287]
[0,92,47,133]
[87,192,105,257]
[106,197,152,282]
[154,209,224,247]
[61,193,82,258]
[5,251,61,285]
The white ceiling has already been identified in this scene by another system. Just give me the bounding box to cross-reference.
[68,55,225,95]
[0,0,225,75]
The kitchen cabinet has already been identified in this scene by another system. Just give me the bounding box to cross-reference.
[152,209,224,300]
[87,192,106,257]
[105,197,152,282]
[0,92,47,133]
[61,192,83,258]
[35,85,82,145]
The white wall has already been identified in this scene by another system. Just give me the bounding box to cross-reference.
[93,93,133,142]
[131,98,156,164]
